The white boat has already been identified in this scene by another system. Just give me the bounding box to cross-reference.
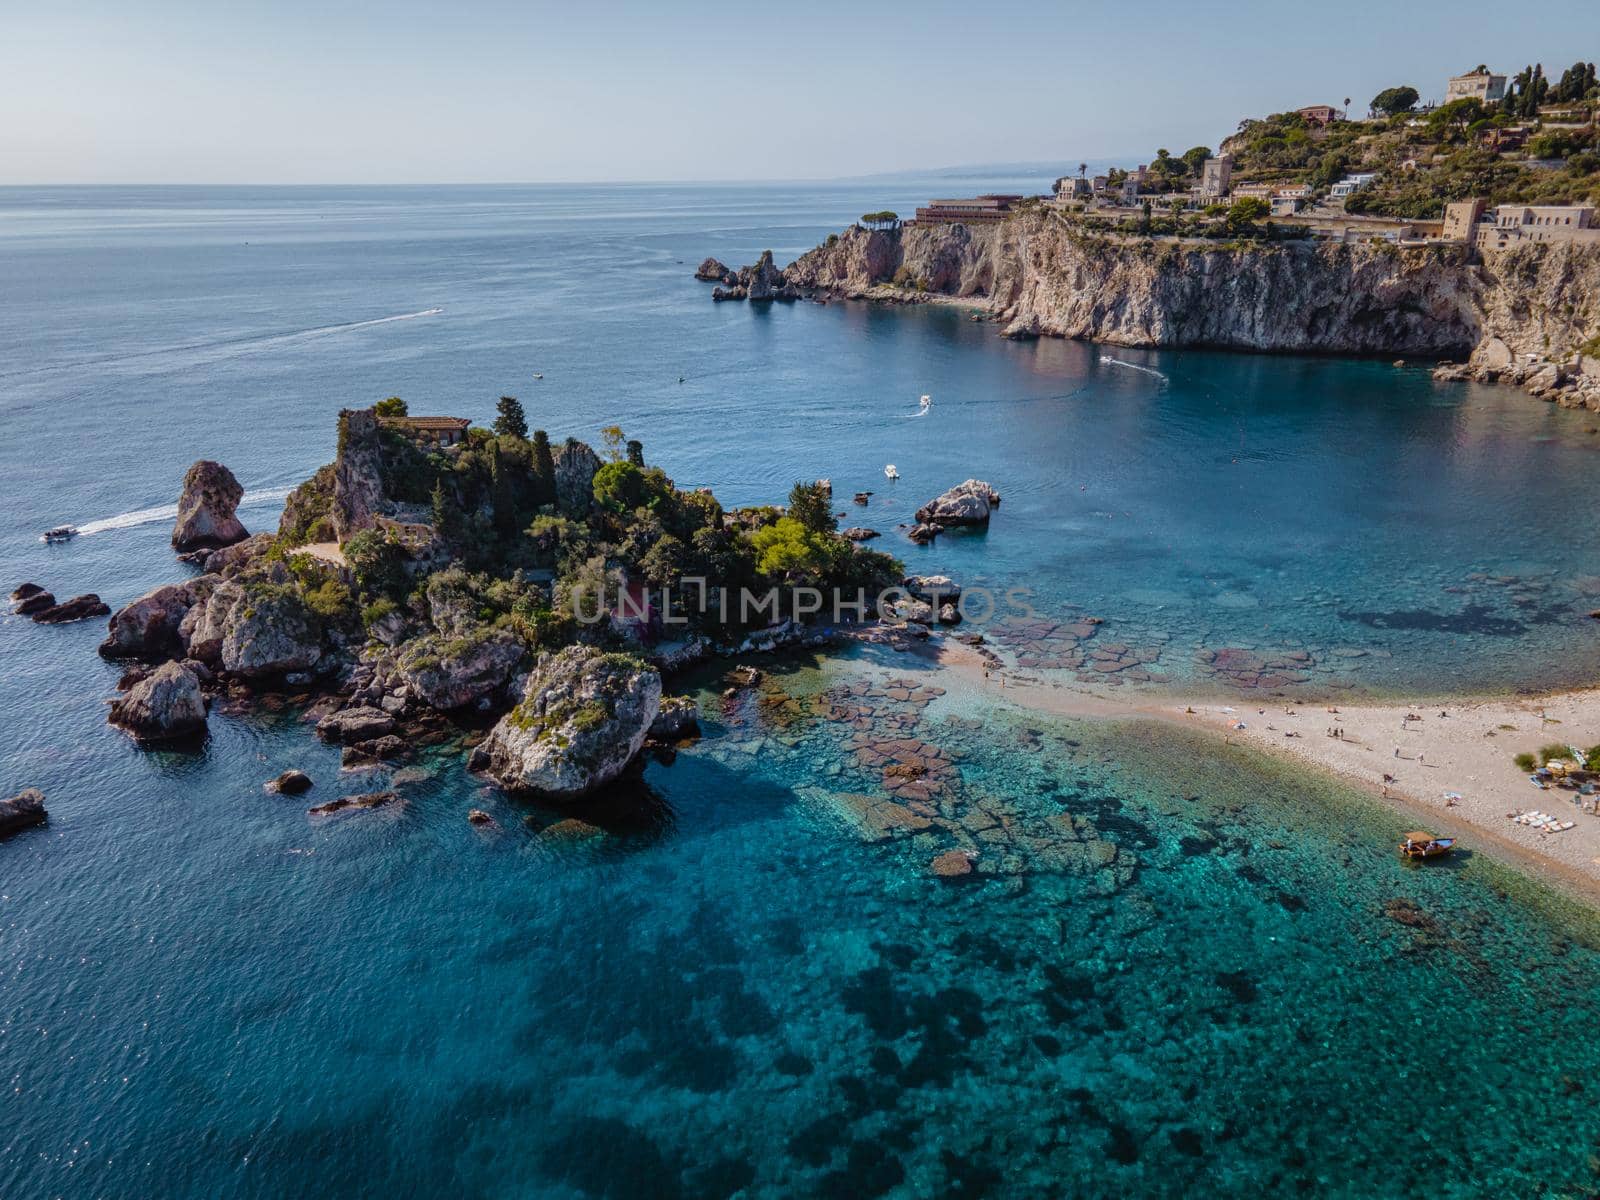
[40,525,78,544]
[919,394,931,411]
[884,464,899,480]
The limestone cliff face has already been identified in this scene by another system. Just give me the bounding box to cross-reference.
[786,213,1600,363]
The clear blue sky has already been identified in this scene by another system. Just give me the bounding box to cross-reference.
[3,0,1592,184]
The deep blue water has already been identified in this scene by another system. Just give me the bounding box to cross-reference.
[6,185,1600,1198]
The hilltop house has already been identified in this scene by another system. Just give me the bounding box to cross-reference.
[1329,173,1379,200]
[379,415,472,448]
[1446,70,1507,104]
[1296,104,1345,127]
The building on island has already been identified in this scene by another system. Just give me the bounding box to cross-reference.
[1446,70,1507,104]
[1053,175,1091,199]
[1296,104,1345,127]
[1199,155,1233,199]
[913,195,1023,224]
[1475,204,1600,249]
[379,415,472,448]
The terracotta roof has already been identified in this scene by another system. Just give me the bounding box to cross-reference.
[382,416,471,432]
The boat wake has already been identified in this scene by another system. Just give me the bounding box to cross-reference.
[76,486,294,536]
[0,309,445,383]
[1100,355,1169,383]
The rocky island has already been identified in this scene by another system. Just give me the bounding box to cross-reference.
[87,397,918,804]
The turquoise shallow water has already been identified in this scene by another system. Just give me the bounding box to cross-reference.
[7,185,1600,1197]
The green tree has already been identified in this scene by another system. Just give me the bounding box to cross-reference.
[430,476,455,539]
[531,430,556,506]
[593,461,665,513]
[493,395,528,439]
[1370,86,1419,116]
[599,425,626,462]
[1225,196,1270,232]
[374,396,408,418]
[343,529,406,598]
[751,517,833,579]
[786,480,837,534]
[1180,146,1212,175]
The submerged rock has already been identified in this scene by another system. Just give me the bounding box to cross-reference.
[0,788,47,837]
[476,646,661,799]
[308,790,399,817]
[108,661,208,745]
[171,460,249,553]
[914,480,1000,526]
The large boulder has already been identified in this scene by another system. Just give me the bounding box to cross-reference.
[914,479,1001,526]
[0,789,47,837]
[180,579,322,677]
[475,646,661,799]
[190,532,276,576]
[172,460,249,553]
[745,250,787,302]
[99,580,202,660]
[553,440,602,518]
[109,661,208,744]
[901,574,961,603]
[394,631,525,710]
[14,589,56,616]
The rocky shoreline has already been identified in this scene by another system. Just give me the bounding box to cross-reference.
[701,213,1600,411]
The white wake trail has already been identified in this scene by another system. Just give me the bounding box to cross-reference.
[77,486,294,536]
[1100,355,1169,382]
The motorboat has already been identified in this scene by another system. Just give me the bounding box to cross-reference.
[1398,831,1455,860]
[40,525,78,544]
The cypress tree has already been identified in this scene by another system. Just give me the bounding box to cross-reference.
[494,395,528,439]
[627,439,644,467]
[531,430,557,506]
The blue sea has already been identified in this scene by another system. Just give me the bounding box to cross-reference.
[5,183,1600,1198]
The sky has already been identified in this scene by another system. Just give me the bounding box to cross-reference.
[2,0,1594,184]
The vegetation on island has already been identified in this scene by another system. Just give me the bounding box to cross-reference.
[272,401,904,664]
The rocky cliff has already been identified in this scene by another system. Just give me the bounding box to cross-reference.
[785,214,1600,374]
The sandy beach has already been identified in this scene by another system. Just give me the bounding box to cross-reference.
[928,637,1600,901]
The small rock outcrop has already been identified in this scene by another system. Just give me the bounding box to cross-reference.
[475,646,662,799]
[13,586,56,616]
[649,695,700,741]
[316,706,397,744]
[902,574,961,603]
[915,480,1001,526]
[32,594,111,624]
[841,527,879,541]
[0,788,47,837]
[108,661,208,744]
[268,769,314,795]
[694,257,731,282]
[712,251,802,302]
[172,460,249,553]
[99,581,201,660]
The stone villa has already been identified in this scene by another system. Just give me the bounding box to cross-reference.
[379,415,472,448]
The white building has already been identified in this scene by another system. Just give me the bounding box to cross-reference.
[1446,71,1507,104]
[1330,173,1379,200]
